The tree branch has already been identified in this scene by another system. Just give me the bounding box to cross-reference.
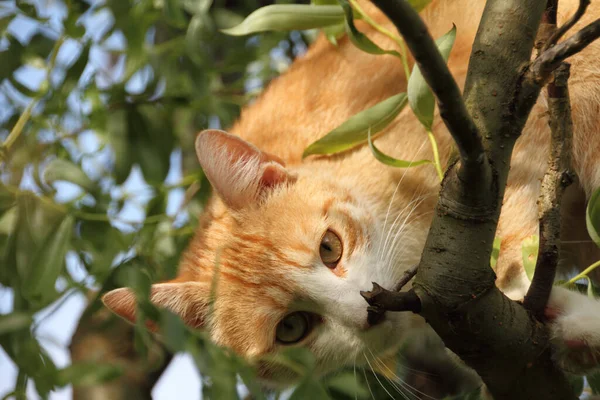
[361,284,421,311]
[368,0,598,398]
[361,265,419,325]
[523,63,574,317]
[542,0,591,52]
[370,0,488,183]
[531,18,600,83]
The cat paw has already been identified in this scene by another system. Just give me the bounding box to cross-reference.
[547,286,600,374]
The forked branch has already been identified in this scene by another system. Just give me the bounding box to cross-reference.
[531,18,600,83]
[542,0,591,52]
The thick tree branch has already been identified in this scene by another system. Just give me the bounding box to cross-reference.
[370,0,488,183]
[367,0,600,398]
[523,73,574,316]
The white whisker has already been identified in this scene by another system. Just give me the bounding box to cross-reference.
[364,353,398,399]
[377,138,429,260]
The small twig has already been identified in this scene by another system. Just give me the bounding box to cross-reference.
[392,264,418,292]
[523,63,574,317]
[370,0,487,180]
[531,18,600,83]
[361,283,421,314]
[361,265,419,325]
[542,0,591,52]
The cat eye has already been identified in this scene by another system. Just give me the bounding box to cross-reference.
[320,230,343,267]
[276,312,312,344]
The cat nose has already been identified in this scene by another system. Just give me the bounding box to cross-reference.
[366,307,386,327]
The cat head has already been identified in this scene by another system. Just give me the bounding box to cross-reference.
[103,129,423,384]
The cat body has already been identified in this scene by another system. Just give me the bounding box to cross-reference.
[104,0,600,386]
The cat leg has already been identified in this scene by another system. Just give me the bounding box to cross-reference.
[545,285,600,374]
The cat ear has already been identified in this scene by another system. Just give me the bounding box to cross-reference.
[102,282,208,330]
[195,129,294,209]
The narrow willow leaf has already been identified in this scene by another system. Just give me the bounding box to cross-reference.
[407,24,456,130]
[303,93,408,157]
[521,235,539,281]
[368,130,430,168]
[43,158,95,192]
[586,186,600,248]
[24,215,74,301]
[0,313,32,336]
[221,5,344,36]
[490,237,502,270]
[409,0,434,11]
[338,0,400,57]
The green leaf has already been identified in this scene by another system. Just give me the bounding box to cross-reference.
[326,372,369,399]
[221,5,345,36]
[63,44,90,87]
[490,237,502,270]
[367,129,431,168]
[186,14,213,66]
[24,32,55,61]
[64,13,86,38]
[56,362,123,387]
[263,347,316,378]
[43,158,95,192]
[407,24,456,130]
[24,215,74,303]
[0,35,25,80]
[164,0,187,28]
[290,378,331,400]
[234,358,267,400]
[585,276,595,298]
[588,370,600,394]
[338,0,400,57]
[0,313,32,336]
[0,15,14,37]
[303,93,408,157]
[160,310,188,352]
[586,186,600,248]
[0,184,16,213]
[9,75,41,98]
[521,235,539,281]
[183,0,213,15]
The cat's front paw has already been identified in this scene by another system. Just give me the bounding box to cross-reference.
[547,286,600,374]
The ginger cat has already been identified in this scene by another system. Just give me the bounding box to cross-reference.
[103,0,600,387]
